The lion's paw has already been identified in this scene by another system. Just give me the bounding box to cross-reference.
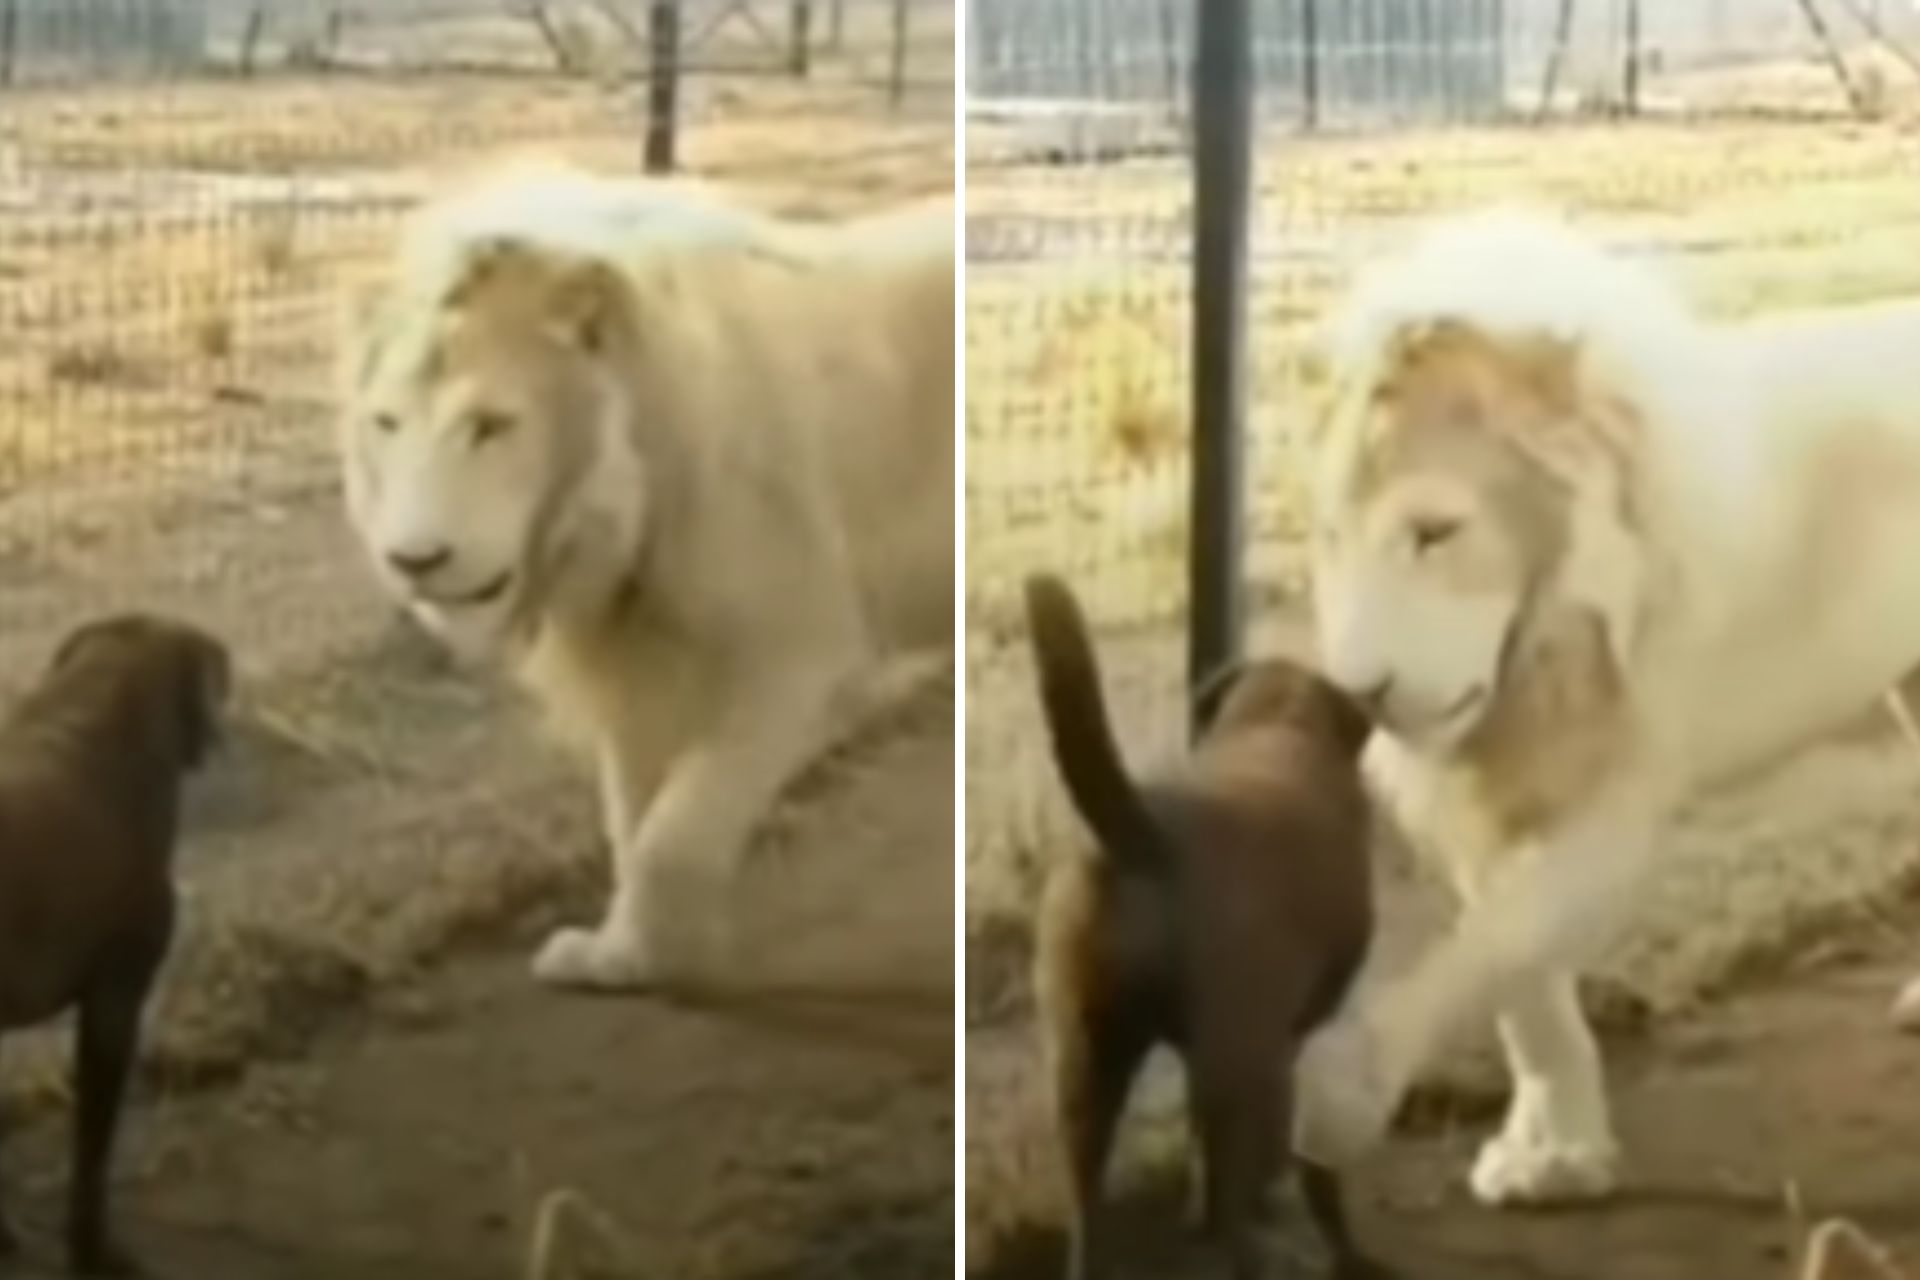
[1469,1130,1618,1207]
[1294,1016,1400,1167]
[531,925,656,991]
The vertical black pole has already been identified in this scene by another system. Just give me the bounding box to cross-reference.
[1535,0,1576,122]
[1622,0,1640,115]
[646,0,679,174]
[1301,0,1319,129]
[889,0,909,108]
[1189,0,1253,737]
[0,0,17,88]
[789,1,812,77]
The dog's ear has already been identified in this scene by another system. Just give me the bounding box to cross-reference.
[174,636,232,770]
[49,618,116,673]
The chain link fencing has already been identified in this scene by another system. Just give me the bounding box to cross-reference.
[0,0,953,1128]
[965,0,1920,1249]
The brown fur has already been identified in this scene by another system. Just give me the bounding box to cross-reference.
[0,614,230,1276]
[1023,574,1391,1280]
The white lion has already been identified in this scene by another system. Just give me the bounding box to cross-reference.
[338,164,954,990]
[1295,206,1920,1205]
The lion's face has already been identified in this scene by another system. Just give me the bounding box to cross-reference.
[341,238,647,656]
[1311,324,1570,752]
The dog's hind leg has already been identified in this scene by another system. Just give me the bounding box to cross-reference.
[1048,1015,1149,1280]
[1189,1048,1280,1280]
[68,921,169,1277]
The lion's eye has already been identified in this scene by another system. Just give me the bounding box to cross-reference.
[1410,516,1461,555]
[470,412,515,447]
[372,412,399,435]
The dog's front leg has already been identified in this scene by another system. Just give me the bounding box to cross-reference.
[70,914,170,1277]
[531,657,851,992]
[1296,780,1659,1172]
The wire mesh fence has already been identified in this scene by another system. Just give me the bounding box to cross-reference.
[0,0,953,1124]
[963,0,1920,969]
[0,0,952,685]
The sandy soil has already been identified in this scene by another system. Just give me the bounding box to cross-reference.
[970,941,1920,1280]
[0,673,955,1280]
[962,588,1920,1267]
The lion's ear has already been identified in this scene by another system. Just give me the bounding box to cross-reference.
[1506,332,1584,411]
[440,235,627,354]
[545,257,628,354]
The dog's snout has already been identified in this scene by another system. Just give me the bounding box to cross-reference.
[386,543,452,579]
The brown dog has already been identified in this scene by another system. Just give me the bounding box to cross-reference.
[0,614,231,1275]
[1025,573,1389,1280]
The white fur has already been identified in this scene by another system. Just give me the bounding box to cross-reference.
[340,165,955,989]
[1299,206,1920,1202]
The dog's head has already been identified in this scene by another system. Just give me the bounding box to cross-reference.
[1195,657,1373,761]
[50,614,233,771]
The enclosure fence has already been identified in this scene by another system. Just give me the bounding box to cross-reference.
[0,0,953,692]
[0,0,953,1129]
[963,0,1920,953]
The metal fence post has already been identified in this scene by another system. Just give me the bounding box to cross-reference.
[1189,0,1254,735]
[889,0,909,109]
[0,0,16,87]
[646,0,680,174]
[1301,0,1320,129]
[1623,0,1641,115]
[789,1,812,77]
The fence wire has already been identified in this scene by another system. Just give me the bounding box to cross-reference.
[963,0,1920,950]
[0,0,953,1125]
[0,0,952,688]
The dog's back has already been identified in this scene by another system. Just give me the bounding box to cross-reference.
[1024,573,1373,1044]
[0,614,228,1274]
[0,615,226,1030]
[1024,572,1384,1280]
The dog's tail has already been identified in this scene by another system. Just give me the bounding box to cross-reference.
[1025,573,1164,869]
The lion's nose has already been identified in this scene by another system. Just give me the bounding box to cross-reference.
[386,543,452,579]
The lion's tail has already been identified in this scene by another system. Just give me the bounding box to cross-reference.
[1024,573,1164,870]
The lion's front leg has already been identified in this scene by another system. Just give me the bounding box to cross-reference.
[531,659,849,991]
[1471,970,1619,1205]
[1296,781,1659,1180]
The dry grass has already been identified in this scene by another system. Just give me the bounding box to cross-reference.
[0,71,950,492]
[965,109,1920,974]
[1798,1219,1912,1279]
[0,58,952,1130]
[523,1187,646,1280]
[965,96,1920,1274]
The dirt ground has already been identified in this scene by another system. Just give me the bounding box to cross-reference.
[971,943,1920,1280]
[962,606,1920,1275]
[0,668,955,1280]
[963,103,1920,1278]
[0,47,957,1280]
